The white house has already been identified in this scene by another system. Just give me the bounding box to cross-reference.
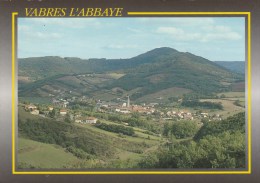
[25,104,37,111]
[48,106,54,111]
[82,117,97,124]
[30,110,39,115]
[75,118,82,123]
[60,109,67,116]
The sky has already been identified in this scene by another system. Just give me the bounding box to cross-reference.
[18,17,245,61]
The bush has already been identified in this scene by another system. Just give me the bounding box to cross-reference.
[95,122,135,136]
[66,146,92,159]
[172,120,199,139]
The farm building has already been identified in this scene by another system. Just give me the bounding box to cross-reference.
[30,110,39,115]
[25,104,37,112]
[83,117,98,124]
[60,109,67,116]
[75,117,97,124]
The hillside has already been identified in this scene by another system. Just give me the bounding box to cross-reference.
[18,47,179,80]
[138,112,245,168]
[18,47,244,102]
[18,138,81,169]
[109,50,242,98]
[215,61,245,74]
[18,106,162,169]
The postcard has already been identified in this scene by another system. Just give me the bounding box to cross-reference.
[0,0,259,183]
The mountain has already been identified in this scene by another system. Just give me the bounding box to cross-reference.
[214,61,245,74]
[18,48,180,81]
[108,49,243,99]
[18,47,244,101]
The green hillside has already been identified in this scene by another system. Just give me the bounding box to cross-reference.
[18,47,179,80]
[18,107,162,169]
[19,47,244,101]
[108,50,243,98]
[138,112,245,169]
[18,138,80,169]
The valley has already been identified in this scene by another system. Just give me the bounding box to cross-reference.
[17,47,246,169]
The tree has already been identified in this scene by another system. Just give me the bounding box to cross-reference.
[64,113,71,123]
[138,153,159,168]
[163,122,171,137]
[220,94,226,98]
[49,109,56,118]
[172,120,199,139]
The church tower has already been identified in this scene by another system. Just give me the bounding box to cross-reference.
[127,95,130,108]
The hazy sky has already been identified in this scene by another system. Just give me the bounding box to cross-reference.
[18,17,245,61]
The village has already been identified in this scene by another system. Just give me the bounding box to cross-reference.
[22,93,223,126]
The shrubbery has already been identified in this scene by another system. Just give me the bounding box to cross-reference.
[181,99,223,110]
[66,146,92,159]
[95,122,135,136]
[138,112,245,169]
[18,118,115,157]
[163,120,199,139]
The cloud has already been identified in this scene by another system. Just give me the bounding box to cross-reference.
[156,27,201,41]
[157,25,242,42]
[201,32,242,42]
[18,20,63,40]
[138,17,215,26]
[127,27,142,33]
[18,17,245,60]
[202,25,231,32]
[34,32,63,39]
[24,18,101,29]
[18,25,30,31]
[103,44,138,49]
[19,28,63,40]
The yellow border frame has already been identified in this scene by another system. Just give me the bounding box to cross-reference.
[12,11,251,175]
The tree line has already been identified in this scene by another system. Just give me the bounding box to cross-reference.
[181,99,223,110]
[95,122,135,136]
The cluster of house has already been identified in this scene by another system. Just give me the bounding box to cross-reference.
[96,98,222,121]
[97,96,157,115]
[165,110,194,120]
[114,104,156,114]
[59,109,98,124]
[24,104,67,116]
[52,98,69,108]
[163,110,222,121]
[98,103,156,115]
[24,103,98,124]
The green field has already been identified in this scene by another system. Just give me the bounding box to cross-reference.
[18,138,80,169]
[200,98,245,118]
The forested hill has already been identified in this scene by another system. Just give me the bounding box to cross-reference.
[215,61,245,74]
[19,47,244,99]
[19,47,242,80]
